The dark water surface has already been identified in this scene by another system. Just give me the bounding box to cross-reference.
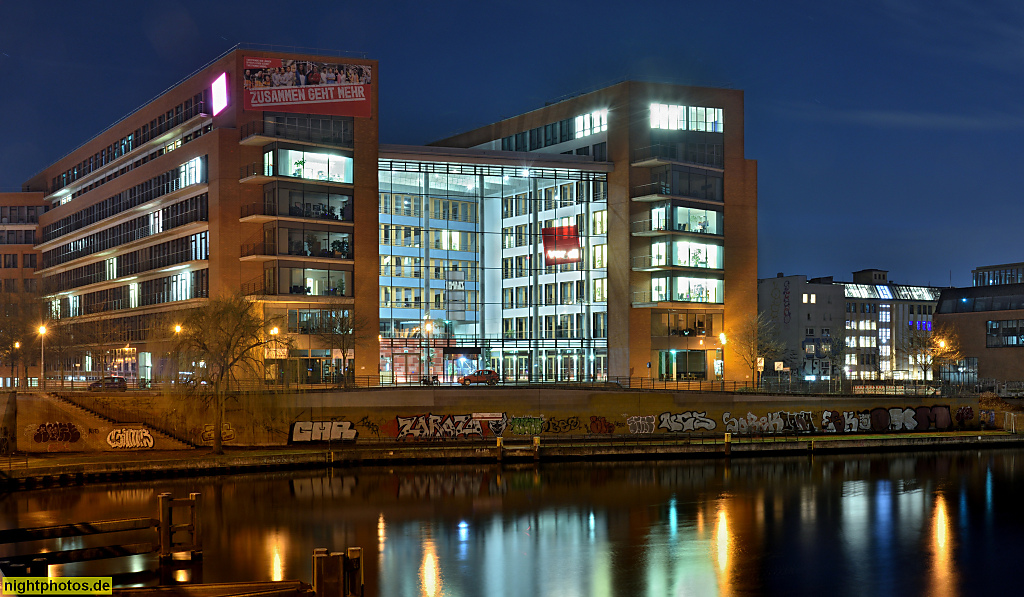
[2,449,1021,596]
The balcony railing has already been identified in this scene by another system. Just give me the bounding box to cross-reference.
[630,219,671,234]
[631,182,672,198]
[240,162,272,180]
[240,119,354,147]
[241,241,277,258]
[241,202,278,218]
[632,290,722,305]
[632,144,724,168]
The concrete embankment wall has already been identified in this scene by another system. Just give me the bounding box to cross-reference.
[53,387,981,449]
[16,393,191,453]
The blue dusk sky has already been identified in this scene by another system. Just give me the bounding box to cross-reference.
[1,0,1020,287]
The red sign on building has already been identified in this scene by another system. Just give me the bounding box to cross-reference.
[542,225,582,266]
[242,56,372,118]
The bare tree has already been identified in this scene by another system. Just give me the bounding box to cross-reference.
[172,293,286,453]
[731,311,786,387]
[309,300,370,388]
[897,323,962,381]
[0,289,41,388]
[820,328,848,392]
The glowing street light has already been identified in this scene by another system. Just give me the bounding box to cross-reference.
[38,325,46,390]
[11,341,19,389]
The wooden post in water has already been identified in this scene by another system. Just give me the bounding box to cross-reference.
[312,547,328,597]
[158,492,172,561]
[496,437,503,462]
[189,492,203,560]
[346,547,364,597]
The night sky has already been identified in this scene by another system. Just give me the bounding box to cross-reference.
[2,0,1020,287]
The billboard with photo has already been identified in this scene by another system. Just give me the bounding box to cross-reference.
[243,56,372,118]
[542,225,582,266]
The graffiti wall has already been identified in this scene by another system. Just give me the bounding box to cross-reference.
[16,394,191,452]
[28,388,981,447]
[322,396,977,443]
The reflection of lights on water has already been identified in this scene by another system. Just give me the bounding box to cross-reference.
[697,509,704,535]
[669,497,677,536]
[265,531,287,582]
[458,521,469,542]
[986,468,993,514]
[935,495,948,550]
[716,510,729,573]
[378,513,387,547]
[420,538,441,597]
[930,493,956,597]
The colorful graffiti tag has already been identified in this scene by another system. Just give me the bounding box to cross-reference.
[33,422,80,443]
[395,413,487,439]
[290,421,358,443]
[106,428,154,449]
[658,411,716,432]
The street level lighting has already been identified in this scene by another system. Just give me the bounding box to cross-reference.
[424,320,433,380]
[38,326,46,390]
[11,341,19,389]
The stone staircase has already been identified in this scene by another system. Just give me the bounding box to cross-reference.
[47,393,195,450]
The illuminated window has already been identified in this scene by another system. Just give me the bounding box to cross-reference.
[592,244,607,268]
[650,104,724,132]
[575,109,608,138]
[593,278,607,302]
[592,210,608,235]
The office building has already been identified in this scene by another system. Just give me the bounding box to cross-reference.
[760,270,942,381]
[2,49,758,385]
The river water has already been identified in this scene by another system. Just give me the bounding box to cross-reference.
[1,449,1020,596]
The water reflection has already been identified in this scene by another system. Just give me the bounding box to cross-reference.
[930,493,957,597]
[4,451,1024,595]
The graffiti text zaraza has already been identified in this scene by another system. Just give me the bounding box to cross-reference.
[396,413,484,439]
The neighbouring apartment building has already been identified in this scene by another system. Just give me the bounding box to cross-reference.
[1,48,757,386]
[760,270,942,381]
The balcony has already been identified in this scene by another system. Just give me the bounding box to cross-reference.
[632,289,723,307]
[240,119,353,148]
[239,162,274,184]
[240,202,278,223]
[632,255,720,272]
[631,144,724,169]
[241,240,352,262]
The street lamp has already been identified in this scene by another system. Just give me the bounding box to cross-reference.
[269,327,280,386]
[11,341,19,389]
[38,325,46,390]
[424,320,433,381]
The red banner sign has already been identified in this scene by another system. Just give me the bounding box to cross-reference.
[542,225,582,265]
[242,56,372,118]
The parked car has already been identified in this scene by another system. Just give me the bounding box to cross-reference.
[458,369,499,386]
[88,376,128,391]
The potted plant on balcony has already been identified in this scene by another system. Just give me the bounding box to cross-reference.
[293,158,305,177]
[331,239,347,258]
[304,233,321,256]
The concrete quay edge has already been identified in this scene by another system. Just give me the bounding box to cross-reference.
[2,432,1023,490]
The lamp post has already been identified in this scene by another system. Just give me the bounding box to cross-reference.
[38,325,46,390]
[11,341,19,389]
[269,326,279,386]
[424,320,433,381]
[718,333,727,389]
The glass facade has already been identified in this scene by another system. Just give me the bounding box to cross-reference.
[378,159,608,384]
